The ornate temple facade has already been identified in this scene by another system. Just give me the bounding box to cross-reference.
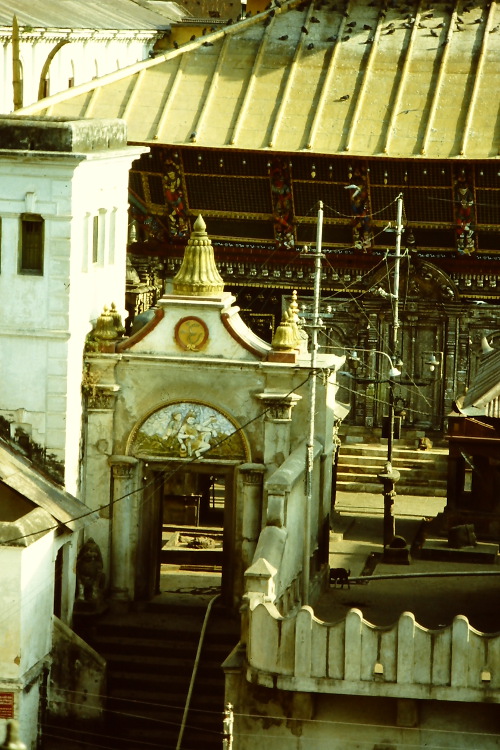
[19,0,500,436]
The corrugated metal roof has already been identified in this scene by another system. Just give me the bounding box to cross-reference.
[1,0,174,29]
[19,0,500,159]
[0,441,99,533]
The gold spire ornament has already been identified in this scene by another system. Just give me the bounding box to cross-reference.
[93,306,117,341]
[271,310,299,352]
[173,215,224,296]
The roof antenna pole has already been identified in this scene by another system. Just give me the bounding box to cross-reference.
[303,200,324,605]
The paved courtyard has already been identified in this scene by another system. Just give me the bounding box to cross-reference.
[317,491,500,633]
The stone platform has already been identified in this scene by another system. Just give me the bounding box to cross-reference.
[419,537,499,564]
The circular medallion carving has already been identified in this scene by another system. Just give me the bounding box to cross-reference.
[174,316,209,351]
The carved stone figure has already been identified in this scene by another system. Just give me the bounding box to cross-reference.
[75,538,105,610]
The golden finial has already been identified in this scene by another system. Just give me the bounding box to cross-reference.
[173,214,224,295]
[271,310,298,351]
[289,290,299,322]
[93,306,120,343]
[109,302,125,338]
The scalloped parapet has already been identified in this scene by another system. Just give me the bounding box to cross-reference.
[245,599,500,702]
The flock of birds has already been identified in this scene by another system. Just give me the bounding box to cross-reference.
[170,0,496,52]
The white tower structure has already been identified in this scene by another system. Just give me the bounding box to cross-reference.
[0,115,147,494]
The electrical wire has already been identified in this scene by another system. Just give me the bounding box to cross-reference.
[4,372,314,546]
[39,684,500,739]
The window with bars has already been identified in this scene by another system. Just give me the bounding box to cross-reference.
[20,214,44,274]
[186,175,270,213]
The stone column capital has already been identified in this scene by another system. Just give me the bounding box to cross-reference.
[256,392,302,422]
[108,455,138,478]
[238,463,266,485]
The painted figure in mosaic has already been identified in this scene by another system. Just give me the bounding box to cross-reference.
[346,166,372,252]
[164,411,183,449]
[270,159,294,249]
[454,173,475,255]
[163,154,188,237]
[177,412,218,457]
[133,402,247,461]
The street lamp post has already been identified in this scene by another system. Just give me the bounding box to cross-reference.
[379,194,407,558]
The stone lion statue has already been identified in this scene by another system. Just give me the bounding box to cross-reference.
[76,538,105,603]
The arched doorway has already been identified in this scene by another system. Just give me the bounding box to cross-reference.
[127,400,250,605]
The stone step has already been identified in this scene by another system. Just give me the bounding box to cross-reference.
[337,463,447,487]
[335,439,449,496]
[76,597,238,750]
[338,459,446,477]
[339,443,448,459]
[336,479,447,497]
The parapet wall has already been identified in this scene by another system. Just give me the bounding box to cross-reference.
[246,601,500,703]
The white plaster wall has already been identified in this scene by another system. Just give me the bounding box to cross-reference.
[0,547,21,680]
[0,532,55,750]
[1,35,157,114]
[232,690,500,749]
[0,145,145,493]
[20,532,55,676]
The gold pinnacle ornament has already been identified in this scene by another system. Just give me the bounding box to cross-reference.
[173,214,224,296]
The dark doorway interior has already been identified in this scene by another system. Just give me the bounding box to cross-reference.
[153,464,234,604]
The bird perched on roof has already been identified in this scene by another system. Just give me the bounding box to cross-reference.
[301,25,309,33]
[203,41,214,46]
[311,15,320,22]
[337,94,350,101]
[470,17,483,23]
[385,27,395,34]
[430,28,439,36]
[362,35,374,42]
[307,41,315,48]
[341,34,350,41]
[490,24,500,32]
[344,183,361,196]
[190,131,197,141]
[363,23,372,29]
[173,40,179,48]
[347,20,356,27]
[456,16,464,23]
[190,34,196,41]
[327,34,337,41]
[278,34,289,40]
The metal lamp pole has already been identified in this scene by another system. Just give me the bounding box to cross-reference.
[303,200,324,605]
[381,194,403,550]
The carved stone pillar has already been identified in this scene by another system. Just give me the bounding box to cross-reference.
[108,455,140,603]
[238,463,266,570]
[234,463,266,605]
[256,392,301,474]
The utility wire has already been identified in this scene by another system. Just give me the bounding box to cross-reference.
[4,373,313,545]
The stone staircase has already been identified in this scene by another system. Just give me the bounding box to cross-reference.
[73,593,239,750]
[336,428,449,497]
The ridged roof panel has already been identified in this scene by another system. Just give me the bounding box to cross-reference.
[0,0,175,29]
[19,0,500,159]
